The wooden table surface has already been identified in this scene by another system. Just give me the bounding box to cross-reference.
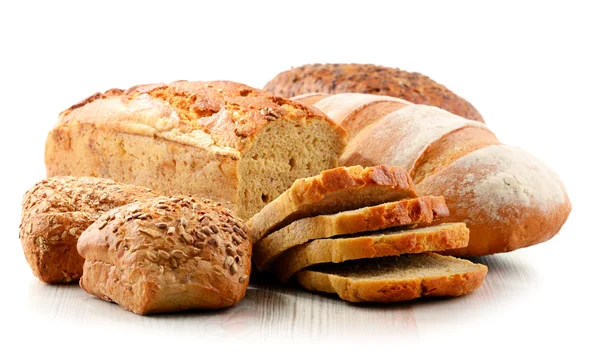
[6,236,594,348]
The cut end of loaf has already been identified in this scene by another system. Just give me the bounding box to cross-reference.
[237,118,345,220]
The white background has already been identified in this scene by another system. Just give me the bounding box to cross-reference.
[1,0,598,360]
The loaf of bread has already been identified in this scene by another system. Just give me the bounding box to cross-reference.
[274,223,469,283]
[298,93,571,256]
[46,80,347,220]
[253,196,449,270]
[19,176,156,283]
[78,195,251,315]
[264,63,484,122]
[247,165,417,243]
[296,253,488,303]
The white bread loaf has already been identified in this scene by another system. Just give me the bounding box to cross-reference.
[296,93,571,256]
[46,81,347,220]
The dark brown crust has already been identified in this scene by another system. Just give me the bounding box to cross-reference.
[19,176,157,283]
[264,64,484,122]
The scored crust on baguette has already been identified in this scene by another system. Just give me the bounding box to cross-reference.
[296,253,487,303]
[263,63,484,122]
[247,165,418,243]
[274,223,469,283]
[46,80,347,220]
[417,145,572,256]
[291,93,330,106]
[19,176,156,283]
[253,196,449,271]
[340,105,497,177]
[304,93,411,139]
[78,195,252,315]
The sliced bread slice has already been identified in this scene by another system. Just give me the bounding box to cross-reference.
[274,223,469,283]
[247,165,417,243]
[253,196,449,271]
[296,253,487,303]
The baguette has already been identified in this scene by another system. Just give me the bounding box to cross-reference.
[45,80,347,220]
[296,253,487,303]
[264,63,484,122]
[302,93,570,256]
[19,176,156,283]
[247,165,417,243]
[274,223,469,283]
[253,196,449,271]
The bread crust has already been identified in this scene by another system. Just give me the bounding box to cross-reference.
[296,253,487,303]
[247,165,418,242]
[78,195,252,315]
[19,176,156,283]
[263,63,484,122]
[340,104,494,174]
[46,80,347,220]
[274,223,469,283]
[253,196,449,271]
[416,145,572,256]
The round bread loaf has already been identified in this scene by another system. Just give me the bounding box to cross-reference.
[263,63,484,122]
[78,195,251,315]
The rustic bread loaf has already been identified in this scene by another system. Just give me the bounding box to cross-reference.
[304,93,571,256]
[264,63,484,122]
[417,145,571,255]
[296,253,487,303]
[253,196,449,271]
[274,223,469,283]
[46,80,347,220]
[78,195,251,315]
[247,165,417,243]
[338,104,500,174]
[19,176,156,283]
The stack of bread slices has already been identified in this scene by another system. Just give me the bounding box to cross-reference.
[248,165,488,303]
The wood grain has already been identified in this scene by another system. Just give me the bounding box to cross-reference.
[20,253,540,341]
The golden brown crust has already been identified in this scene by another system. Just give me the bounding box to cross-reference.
[417,145,572,256]
[78,195,252,315]
[296,253,487,303]
[340,104,491,172]
[247,165,418,242]
[47,80,347,220]
[58,80,336,153]
[19,176,156,283]
[264,64,484,122]
[274,223,469,283]
[253,196,449,271]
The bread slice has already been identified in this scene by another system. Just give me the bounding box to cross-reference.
[247,165,417,243]
[296,253,487,303]
[274,223,469,283]
[253,196,449,271]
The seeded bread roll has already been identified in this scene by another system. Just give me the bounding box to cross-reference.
[78,195,251,315]
[264,63,484,122]
[19,176,157,283]
[46,80,347,220]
